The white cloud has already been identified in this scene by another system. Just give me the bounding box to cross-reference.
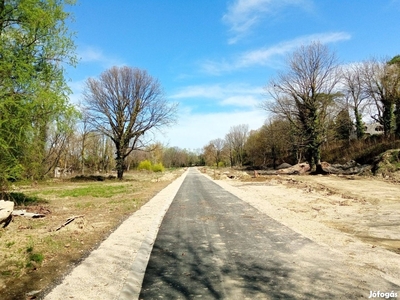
[201,32,351,74]
[77,46,123,68]
[170,83,264,109]
[223,0,312,44]
[155,108,267,150]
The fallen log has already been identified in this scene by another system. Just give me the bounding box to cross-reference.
[55,215,84,231]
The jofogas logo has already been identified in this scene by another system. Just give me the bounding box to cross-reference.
[369,291,398,299]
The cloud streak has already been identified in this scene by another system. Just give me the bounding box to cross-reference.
[223,0,312,44]
[201,32,351,75]
[170,83,264,109]
[77,46,123,68]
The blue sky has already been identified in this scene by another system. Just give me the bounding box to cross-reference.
[65,0,400,150]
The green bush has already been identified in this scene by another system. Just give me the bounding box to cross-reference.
[137,160,152,171]
[152,163,165,172]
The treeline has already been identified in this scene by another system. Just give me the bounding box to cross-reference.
[202,43,400,171]
[35,131,202,176]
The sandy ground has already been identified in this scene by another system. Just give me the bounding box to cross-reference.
[43,168,400,299]
[210,171,400,289]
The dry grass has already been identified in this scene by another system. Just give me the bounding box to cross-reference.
[0,169,183,300]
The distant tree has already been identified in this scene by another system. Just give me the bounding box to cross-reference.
[225,124,248,167]
[263,42,341,173]
[245,128,269,167]
[362,58,400,137]
[203,138,226,167]
[84,66,177,179]
[342,64,370,139]
[334,109,353,142]
[387,55,400,137]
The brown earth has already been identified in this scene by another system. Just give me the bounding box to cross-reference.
[0,170,183,300]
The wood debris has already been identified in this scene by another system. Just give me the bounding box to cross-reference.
[55,215,84,231]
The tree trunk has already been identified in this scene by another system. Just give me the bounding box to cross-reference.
[354,107,365,139]
[383,101,395,137]
[395,98,400,138]
[115,152,125,180]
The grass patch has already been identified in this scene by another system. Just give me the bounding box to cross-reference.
[75,201,94,209]
[28,252,44,263]
[60,184,128,198]
[5,241,15,248]
[42,236,64,252]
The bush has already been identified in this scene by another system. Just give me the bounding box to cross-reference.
[137,160,152,171]
[152,163,165,172]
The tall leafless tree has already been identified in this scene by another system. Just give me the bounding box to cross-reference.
[263,42,341,173]
[361,59,399,137]
[341,63,370,139]
[84,66,177,179]
[225,124,249,167]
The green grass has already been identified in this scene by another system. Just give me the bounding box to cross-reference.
[28,253,43,263]
[5,241,15,248]
[42,236,64,252]
[36,184,130,198]
[60,184,129,198]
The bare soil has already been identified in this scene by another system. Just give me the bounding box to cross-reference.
[207,168,400,287]
[0,170,183,300]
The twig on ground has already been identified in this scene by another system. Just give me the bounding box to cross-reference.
[55,215,84,231]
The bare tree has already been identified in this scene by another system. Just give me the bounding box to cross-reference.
[225,124,249,167]
[361,59,398,137]
[263,42,341,173]
[203,138,226,167]
[341,63,370,139]
[84,66,177,179]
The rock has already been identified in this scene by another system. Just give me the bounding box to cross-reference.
[0,200,14,228]
[276,163,292,170]
[277,163,310,174]
[322,160,371,175]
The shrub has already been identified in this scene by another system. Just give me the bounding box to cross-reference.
[137,160,152,171]
[152,163,165,172]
